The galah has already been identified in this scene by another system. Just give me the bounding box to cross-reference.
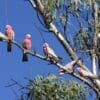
[43,43,62,63]
[0,32,8,41]
[77,67,99,79]
[59,59,80,75]
[5,25,14,52]
[22,34,32,62]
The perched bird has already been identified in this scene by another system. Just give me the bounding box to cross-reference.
[22,34,32,62]
[59,59,80,75]
[0,32,8,41]
[5,25,14,52]
[43,43,62,63]
[77,67,99,79]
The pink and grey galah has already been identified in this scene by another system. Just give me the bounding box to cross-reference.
[59,59,79,75]
[77,67,99,79]
[22,34,32,62]
[5,25,14,52]
[43,43,62,63]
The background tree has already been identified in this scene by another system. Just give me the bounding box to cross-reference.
[27,0,100,99]
[11,74,91,100]
[0,0,100,99]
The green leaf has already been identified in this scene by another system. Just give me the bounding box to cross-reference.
[20,74,92,100]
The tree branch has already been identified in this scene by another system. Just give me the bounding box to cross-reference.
[91,1,100,88]
[28,0,100,91]
[0,33,99,93]
[1,0,99,96]
[29,0,91,72]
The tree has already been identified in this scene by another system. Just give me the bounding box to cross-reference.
[17,74,91,100]
[0,0,100,99]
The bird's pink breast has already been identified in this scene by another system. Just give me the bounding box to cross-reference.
[5,29,14,39]
[23,39,31,49]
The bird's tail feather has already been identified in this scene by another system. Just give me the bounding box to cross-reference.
[58,56,62,60]
[7,41,12,52]
[50,56,63,64]
[22,53,28,62]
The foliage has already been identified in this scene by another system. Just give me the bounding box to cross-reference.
[74,29,92,50]
[41,0,99,53]
[19,0,100,98]
[20,74,91,100]
[4,0,99,99]
[42,0,64,20]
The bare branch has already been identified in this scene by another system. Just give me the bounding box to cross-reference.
[27,0,100,91]
[0,35,98,93]
[29,0,91,72]
[6,79,30,90]
[10,87,19,100]
[91,1,100,89]
[72,73,99,94]
[1,0,100,96]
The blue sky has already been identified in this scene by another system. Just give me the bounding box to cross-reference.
[0,0,95,100]
[0,0,66,99]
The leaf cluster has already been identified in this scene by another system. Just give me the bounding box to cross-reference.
[21,74,91,100]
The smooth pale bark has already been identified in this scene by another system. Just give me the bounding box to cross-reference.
[28,0,100,94]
